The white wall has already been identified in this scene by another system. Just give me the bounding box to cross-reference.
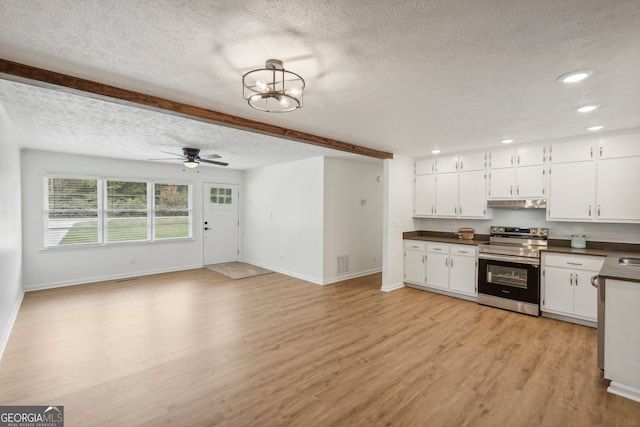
[21,150,243,290]
[382,155,415,291]
[241,157,324,283]
[323,158,383,284]
[0,104,24,359]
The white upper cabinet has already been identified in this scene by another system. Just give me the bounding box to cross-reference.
[549,139,596,163]
[547,161,596,220]
[598,133,640,159]
[414,174,436,216]
[435,172,458,216]
[415,158,436,175]
[436,156,460,174]
[596,156,640,221]
[488,144,546,199]
[459,169,488,217]
[414,151,490,219]
[458,152,486,171]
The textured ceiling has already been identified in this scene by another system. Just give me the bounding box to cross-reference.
[1,0,640,168]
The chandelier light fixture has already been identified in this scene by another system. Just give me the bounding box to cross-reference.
[242,59,305,112]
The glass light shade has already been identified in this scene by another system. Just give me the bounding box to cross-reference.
[577,105,598,113]
[184,159,199,168]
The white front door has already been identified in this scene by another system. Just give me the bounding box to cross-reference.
[203,183,239,265]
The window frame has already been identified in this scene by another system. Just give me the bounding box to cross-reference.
[43,175,193,249]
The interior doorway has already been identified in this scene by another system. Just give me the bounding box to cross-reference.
[203,183,239,265]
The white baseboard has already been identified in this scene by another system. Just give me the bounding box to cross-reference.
[0,289,24,362]
[322,268,382,285]
[608,381,640,403]
[381,282,405,292]
[23,264,203,292]
[239,258,323,285]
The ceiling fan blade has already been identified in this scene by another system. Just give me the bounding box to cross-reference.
[200,153,222,159]
[200,159,229,166]
[147,157,181,161]
[161,150,184,157]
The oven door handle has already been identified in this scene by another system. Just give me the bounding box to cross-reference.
[478,253,540,266]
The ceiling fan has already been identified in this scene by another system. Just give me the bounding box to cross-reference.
[149,148,229,168]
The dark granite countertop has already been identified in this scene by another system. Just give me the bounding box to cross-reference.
[403,230,640,283]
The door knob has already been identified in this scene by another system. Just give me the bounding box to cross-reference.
[204,227,209,230]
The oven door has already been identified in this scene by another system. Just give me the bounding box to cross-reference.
[477,257,540,304]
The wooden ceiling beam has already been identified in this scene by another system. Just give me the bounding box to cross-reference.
[0,58,393,160]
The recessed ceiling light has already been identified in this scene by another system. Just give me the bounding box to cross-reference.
[558,70,593,83]
[501,139,514,144]
[587,125,604,131]
[577,105,598,113]
[431,149,441,154]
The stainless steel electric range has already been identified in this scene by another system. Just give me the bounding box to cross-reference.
[477,226,548,316]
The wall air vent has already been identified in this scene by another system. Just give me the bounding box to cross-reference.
[337,255,349,275]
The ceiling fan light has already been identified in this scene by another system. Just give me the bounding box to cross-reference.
[577,105,598,113]
[184,157,199,168]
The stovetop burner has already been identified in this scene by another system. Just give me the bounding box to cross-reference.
[479,226,548,259]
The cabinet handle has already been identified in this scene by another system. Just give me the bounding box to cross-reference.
[590,147,593,158]
[459,206,462,215]
[517,155,520,165]
[597,205,601,216]
[600,146,603,157]
[588,205,592,216]
[460,161,464,170]
[422,255,425,263]
[432,163,435,172]
[459,250,468,254]
[456,161,459,170]
[411,245,419,249]
[445,258,449,267]
[575,273,579,286]
[569,273,573,286]
[450,258,454,267]
[566,262,583,266]
[516,185,520,195]
[510,185,513,195]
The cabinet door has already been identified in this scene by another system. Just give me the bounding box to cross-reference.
[550,140,595,163]
[435,172,458,216]
[516,144,546,166]
[414,174,436,216]
[596,156,640,221]
[404,249,426,284]
[459,170,487,217]
[489,168,514,198]
[515,165,545,198]
[426,252,449,289]
[436,156,460,173]
[547,162,596,220]
[490,149,514,169]
[543,266,574,314]
[416,158,436,175]
[599,133,640,159]
[449,254,476,295]
[459,152,486,172]
[573,269,599,320]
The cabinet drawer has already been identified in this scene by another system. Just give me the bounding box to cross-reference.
[450,244,476,257]
[405,240,426,251]
[427,243,449,253]
[543,252,604,270]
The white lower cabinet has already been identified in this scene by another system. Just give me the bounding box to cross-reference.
[404,240,426,284]
[404,240,477,299]
[541,252,604,325]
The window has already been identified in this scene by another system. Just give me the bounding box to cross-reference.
[45,176,192,247]
[154,183,191,239]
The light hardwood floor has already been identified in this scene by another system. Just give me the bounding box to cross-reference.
[1,269,639,426]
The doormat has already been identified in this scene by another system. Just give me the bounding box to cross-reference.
[206,262,273,280]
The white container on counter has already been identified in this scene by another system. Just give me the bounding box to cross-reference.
[571,234,587,249]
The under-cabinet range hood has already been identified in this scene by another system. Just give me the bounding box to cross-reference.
[486,199,547,209]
